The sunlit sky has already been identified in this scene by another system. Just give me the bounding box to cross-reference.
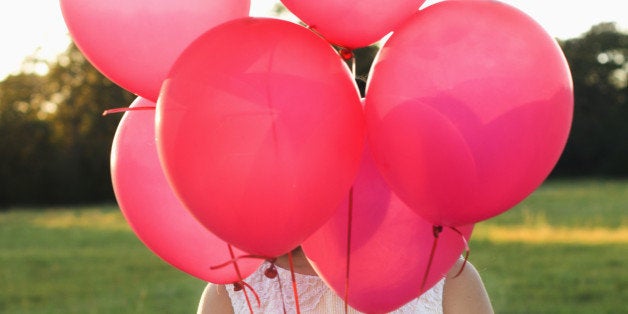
[0,0,627,80]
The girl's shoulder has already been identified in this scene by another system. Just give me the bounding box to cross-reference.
[443,260,494,314]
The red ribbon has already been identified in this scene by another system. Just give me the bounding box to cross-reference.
[344,187,355,313]
[102,105,156,116]
[420,225,444,292]
[287,251,301,314]
[448,226,471,278]
[227,244,261,313]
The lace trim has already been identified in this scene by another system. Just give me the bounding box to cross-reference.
[228,261,444,313]
[228,262,327,313]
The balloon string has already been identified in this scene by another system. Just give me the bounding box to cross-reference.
[420,225,443,292]
[241,281,261,306]
[448,226,471,278]
[306,24,326,42]
[102,106,155,116]
[262,260,287,313]
[287,251,301,314]
[210,254,272,270]
[351,54,356,79]
[273,267,288,314]
[228,244,260,312]
[227,244,244,280]
[304,25,354,78]
[234,281,261,313]
[344,187,354,314]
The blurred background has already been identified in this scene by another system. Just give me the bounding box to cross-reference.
[1,0,626,313]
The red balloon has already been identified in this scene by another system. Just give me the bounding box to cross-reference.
[111,97,261,284]
[157,18,365,257]
[280,0,426,48]
[365,1,573,226]
[59,0,249,101]
[302,146,473,313]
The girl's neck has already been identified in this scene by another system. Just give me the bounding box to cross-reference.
[273,247,318,276]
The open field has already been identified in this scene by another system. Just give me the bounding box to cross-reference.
[1,179,626,313]
[0,205,206,313]
[470,179,628,313]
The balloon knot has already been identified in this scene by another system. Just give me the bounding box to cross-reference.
[433,225,444,238]
[233,281,244,291]
[339,48,354,61]
[264,262,278,279]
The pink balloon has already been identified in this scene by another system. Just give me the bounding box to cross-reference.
[302,146,473,313]
[59,0,250,101]
[111,97,261,284]
[365,1,573,226]
[280,0,426,48]
[157,18,365,258]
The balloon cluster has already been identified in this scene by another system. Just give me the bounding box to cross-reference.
[61,0,573,312]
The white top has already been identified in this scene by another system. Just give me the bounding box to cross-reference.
[227,262,444,313]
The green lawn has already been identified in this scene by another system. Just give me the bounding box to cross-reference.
[0,205,206,313]
[1,179,626,313]
[471,179,628,313]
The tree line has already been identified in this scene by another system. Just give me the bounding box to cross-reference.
[0,22,626,206]
[0,45,134,206]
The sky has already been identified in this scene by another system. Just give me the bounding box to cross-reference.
[0,0,627,80]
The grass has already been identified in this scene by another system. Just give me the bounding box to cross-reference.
[470,179,628,313]
[0,179,626,313]
[0,205,206,313]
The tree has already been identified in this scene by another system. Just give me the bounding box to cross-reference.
[0,43,134,206]
[554,23,628,176]
[0,72,55,204]
[44,43,135,203]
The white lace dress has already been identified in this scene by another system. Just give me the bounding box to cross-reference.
[227,262,444,313]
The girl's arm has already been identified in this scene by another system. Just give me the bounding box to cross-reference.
[197,284,234,314]
[442,260,494,314]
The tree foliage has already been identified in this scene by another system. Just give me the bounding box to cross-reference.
[0,72,53,203]
[0,44,134,206]
[554,23,628,176]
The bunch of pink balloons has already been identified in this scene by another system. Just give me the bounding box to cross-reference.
[61,0,573,312]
